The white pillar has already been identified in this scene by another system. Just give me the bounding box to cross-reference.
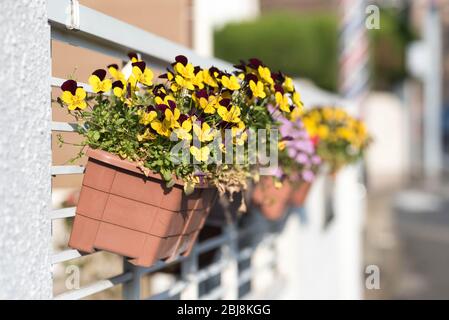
[0,0,52,299]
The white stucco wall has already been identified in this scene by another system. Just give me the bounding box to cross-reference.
[0,0,52,299]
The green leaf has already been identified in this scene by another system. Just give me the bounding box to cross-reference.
[166,179,176,188]
[161,169,172,182]
[93,131,100,141]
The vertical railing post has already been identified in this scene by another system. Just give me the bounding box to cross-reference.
[0,0,52,299]
[122,260,141,300]
[221,223,239,299]
[180,252,199,299]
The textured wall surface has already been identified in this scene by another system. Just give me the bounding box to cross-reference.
[0,0,52,299]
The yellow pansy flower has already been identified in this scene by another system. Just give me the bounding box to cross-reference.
[232,121,247,146]
[198,95,219,114]
[107,64,126,84]
[151,120,171,137]
[139,110,157,126]
[191,71,204,89]
[258,66,274,85]
[60,80,87,111]
[221,75,241,91]
[175,62,195,79]
[193,122,215,142]
[190,146,210,162]
[275,92,291,113]
[278,141,286,150]
[88,69,112,93]
[202,69,218,87]
[175,75,195,90]
[164,108,181,129]
[290,106,303,121]
[283,76,295,92]
[317,125,329,139]
[131,61,153,86]
[137,128,156,141]
[112,81,125,98]
[155,95,175,105]
[217,105,241,123]
[249,80,266,99]
[292,91,303,108]
[128,52,140,63]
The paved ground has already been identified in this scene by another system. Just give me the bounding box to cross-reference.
[364,178,449,299]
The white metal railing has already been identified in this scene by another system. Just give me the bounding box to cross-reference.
[48,0,283,300]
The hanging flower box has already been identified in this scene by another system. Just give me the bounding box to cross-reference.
[289,181,312,207]
[252,176,291,221]
[302,106,372,175]
[69,149,217,266]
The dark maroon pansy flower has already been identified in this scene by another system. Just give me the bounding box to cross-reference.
[128,52,138,61]
[221,89,234,96]
[175,55,188,66]
[194,66,202,74]
[245,87,253,99]
[126,83,132,98]
[281,136,294,141]
[132,61,146,73]
[245,73,258,84]
[248,58,263,69]
[107,63,119,70]
[112,80,124,89]
[146,105,156,112]
[61,79,78,95]
[156,104,169,113]
[219,98,231,108]
[92,69,107,81]
[233,60,247,71]
[274,84,284,94]
[178,114,189,123]
[152,84,165,95]
[167,100,176,110]
[196,89,208,99]
[189,108,204,121]
[272,71,285,83]
[209,66,222,78]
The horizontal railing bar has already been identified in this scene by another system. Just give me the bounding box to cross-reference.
[48,0,232,71]
[194,233,229,254]
[238,260,277,288]
[50,207,76,220]
[200,286,224,300]
[238,268,253,286]
[193,260,228,283]
[54,272,133,300]
[237,246,255,262]
[135,233,230,277]
[146,281,187,300]
[51,28,166,71]
[51,121,79,132]
[51,165,85,175]
[52,249,83,264]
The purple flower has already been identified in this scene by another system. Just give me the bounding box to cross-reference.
[302,170,315,182]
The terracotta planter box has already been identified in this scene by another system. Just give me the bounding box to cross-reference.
[251,177,291,221]
[68,149,217,267]
[289,181,312,207]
